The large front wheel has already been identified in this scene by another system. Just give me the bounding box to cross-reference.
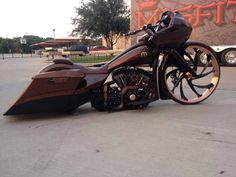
[163,43,220,104]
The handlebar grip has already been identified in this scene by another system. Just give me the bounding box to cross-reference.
[125,26,153,36]
[130,31,137,35]
[125,31,138,36]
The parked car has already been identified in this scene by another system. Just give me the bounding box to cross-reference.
[90,45,109,51]
[66,44,89,54]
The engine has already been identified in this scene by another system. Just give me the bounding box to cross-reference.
[100,67,156,110]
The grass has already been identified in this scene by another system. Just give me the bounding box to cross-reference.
[71,55,115,63]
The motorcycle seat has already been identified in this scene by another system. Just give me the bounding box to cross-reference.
[53,59,74,65]
[74,63,109,74]
[53,59,108,74]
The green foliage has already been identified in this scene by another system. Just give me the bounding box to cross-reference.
[23,35,52,53]
[0,37,4,53]
[0,35,52,53]
[0,38,18,53]
[72,0,130,49]
[80,36,102,46]
[71,54,114,63]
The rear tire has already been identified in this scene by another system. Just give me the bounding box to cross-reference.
[221,48,236,66]
[58,105,79,113]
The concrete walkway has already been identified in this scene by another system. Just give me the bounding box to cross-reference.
[0,58,236,177]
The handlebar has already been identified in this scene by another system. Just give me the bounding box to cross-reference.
[125,29,143,36]
[125,11,174,37]
[125,24,158,37]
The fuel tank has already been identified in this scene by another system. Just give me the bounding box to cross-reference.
[108,42,153,70]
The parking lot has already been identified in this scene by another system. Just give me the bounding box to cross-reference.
[0,57,236,177]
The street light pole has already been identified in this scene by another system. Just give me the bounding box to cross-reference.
[53,29,56,39]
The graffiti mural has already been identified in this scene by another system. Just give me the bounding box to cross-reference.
[131,0,236,45]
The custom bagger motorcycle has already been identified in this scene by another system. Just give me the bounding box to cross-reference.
[4,11,220,115]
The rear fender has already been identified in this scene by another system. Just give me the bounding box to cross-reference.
[4,59,109,115]
[4,68,86,115]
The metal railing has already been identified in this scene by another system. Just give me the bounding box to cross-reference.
[0,53,41,59]
[42,49,124,63]
[0,50,125,64]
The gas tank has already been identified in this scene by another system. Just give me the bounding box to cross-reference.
[108,43,153,71]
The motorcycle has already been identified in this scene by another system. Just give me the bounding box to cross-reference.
[4,11,220,115]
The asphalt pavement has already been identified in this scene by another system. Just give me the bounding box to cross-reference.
[0,57,236,177]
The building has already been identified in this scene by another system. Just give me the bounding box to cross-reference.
[31,36,81,48]
[130,0,236,45]
[102,36,131,50]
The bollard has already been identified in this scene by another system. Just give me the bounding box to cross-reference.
[2,53,4,60]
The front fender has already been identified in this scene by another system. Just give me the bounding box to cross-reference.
[183,41,217,55]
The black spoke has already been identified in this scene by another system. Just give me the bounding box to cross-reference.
[164,45,220,105]
[192,83,214,89]
[166,69,178,79]
[184,51,194,62]
[200,60,211,75]
[185,77,202,97]
[184,51,195,66]
[171,74,184,93]
[184,48,199,71]
[198,69,215,78]
[180,79,188,100]
[193,48,199,71]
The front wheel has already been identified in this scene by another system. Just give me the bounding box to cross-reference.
[163,43,220,104]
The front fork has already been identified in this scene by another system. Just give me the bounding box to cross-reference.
[157,48,197,100]
[169,49,197,77]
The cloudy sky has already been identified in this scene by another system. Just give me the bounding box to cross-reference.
[0,0,130,39]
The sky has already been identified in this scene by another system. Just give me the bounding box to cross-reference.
[0,0,130,39]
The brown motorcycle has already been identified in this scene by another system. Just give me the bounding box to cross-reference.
[4,11,220,115]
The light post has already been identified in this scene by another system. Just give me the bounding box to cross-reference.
[53,29,56,39]
[20,38,27,57]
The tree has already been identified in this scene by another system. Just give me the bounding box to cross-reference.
[80,36,102,46]
[72,0,130,49]
[0,38,3,53]
[0,35,53,53]
[23,35,49,53]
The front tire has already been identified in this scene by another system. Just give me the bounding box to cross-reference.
[162,43,220,105]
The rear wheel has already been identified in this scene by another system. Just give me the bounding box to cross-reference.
[221,48,236,66]
[163,43,220,104]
